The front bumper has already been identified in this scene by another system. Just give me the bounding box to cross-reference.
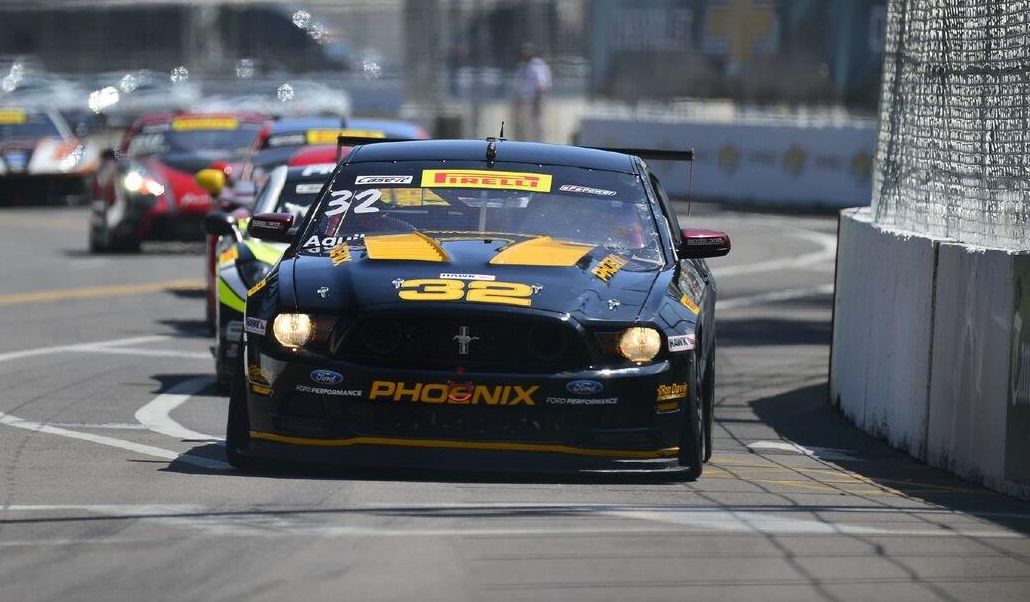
[240,342,692,472]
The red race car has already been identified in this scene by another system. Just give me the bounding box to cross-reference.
[88,112,267,252]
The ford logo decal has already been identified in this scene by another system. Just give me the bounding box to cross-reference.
[567,380,603,395]
[310,369,343,385]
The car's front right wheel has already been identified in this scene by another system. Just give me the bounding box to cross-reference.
[225,354,259,470]
[678,355,705,481]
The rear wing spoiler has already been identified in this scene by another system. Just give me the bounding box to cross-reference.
[337,135,415,160]
[583,147,694,162]
[584,146,696,213]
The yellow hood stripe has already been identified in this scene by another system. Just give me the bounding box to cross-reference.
[489,236,595,267]
[363,232,448,262]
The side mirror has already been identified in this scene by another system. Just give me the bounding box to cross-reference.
[679,228,731,259]
[249,212,295,242]
[195,168,226,196]
[203,211,237,237]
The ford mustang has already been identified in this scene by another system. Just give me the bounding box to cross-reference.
[229,138,729,479]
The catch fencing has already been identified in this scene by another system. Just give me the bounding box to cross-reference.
[872,0,1030,251]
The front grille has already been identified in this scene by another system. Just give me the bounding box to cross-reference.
[333,313,591,373]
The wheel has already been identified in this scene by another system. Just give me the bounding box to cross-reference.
[213,301,234,393]
[225,354,260,470]
[678,354,705,480]
[106,228,141,253]
[703,358,715,462]
[88,220,106,253]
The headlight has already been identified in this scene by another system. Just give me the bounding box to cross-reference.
[617,327,662,363]
[123,170,165,196]
[272,313,312,349]
[237,260,272,289]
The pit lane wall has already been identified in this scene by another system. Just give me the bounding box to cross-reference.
[576,117,875,208]
[831,208,1030,499]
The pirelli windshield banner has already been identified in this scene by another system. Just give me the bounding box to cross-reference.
[420,169,553,193]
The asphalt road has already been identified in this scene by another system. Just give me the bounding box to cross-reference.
[1,205,1029,602]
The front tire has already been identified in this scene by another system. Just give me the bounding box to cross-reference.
[703,359,715,462]
[678,355,705,480]
[225,354,260,470]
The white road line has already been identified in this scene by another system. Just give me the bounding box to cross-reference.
[0,411,229,471]
[0,503,1022,539]
[718,284,835,309]
[44,423,147,430]
[0,335,170,364]
[78,346,210,360]
[710,228,837,278]
[135,376,223,442]
[747,440,862,461]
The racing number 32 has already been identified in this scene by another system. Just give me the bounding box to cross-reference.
[398,279,532,307]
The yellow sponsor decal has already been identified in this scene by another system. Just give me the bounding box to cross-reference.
[656,399,680,413]
[172,117,239,131]
[489,236,595,267]
[369,380,538,406]
[381,187,449,207]
[656,382,688,402]
[248,278,267,297]
[0,108,27,124]
[680,294,700,314]
[247,365,272,386]
[218,246,239,265]
[397,278,533,307]
[421,169,552,192]
[250,383,272,396]
[329,243,351,266]
[592,254,628,282]
[306,129,386,144]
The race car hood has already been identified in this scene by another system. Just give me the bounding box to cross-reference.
[288,234,662,322]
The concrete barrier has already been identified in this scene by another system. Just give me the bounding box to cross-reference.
[925,245,1028,498]
[577,117,875,207]
[832,209,1030,498]
[831,208,936,458]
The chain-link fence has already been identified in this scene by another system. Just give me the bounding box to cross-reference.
[872,0,1030,251]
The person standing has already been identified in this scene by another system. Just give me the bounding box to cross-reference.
[513,42,552,142]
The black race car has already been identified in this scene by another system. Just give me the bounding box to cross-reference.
[230,139,730,479]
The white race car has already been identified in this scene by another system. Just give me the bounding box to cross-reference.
[0,107,97,204]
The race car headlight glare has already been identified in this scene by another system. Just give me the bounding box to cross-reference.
[272,313,312,349]
[123,170,165,196]
[617,327,661,363]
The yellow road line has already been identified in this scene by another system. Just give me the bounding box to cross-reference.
[0,279,205,306]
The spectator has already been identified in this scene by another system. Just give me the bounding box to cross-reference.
[513,42,551,142]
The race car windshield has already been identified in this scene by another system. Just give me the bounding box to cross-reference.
[128,122,262,157]
[0,116,61,140]
[253,165,329,222]
[303,163,665,265]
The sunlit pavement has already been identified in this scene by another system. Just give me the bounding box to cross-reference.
[1,206,1028,602]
